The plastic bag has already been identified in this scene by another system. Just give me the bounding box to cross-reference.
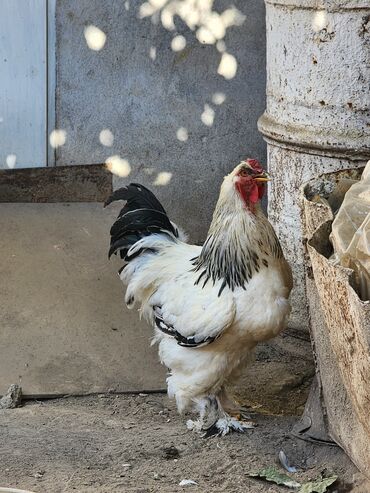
[330,161,370,300]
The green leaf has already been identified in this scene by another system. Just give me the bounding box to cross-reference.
[299,475,338,493]
[248,467,301,488]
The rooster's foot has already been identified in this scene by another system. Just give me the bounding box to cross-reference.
[203,415,256,437]
[228,408,253,421]
[186,419,204,432]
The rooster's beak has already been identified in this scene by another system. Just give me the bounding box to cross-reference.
[254,171,271,182]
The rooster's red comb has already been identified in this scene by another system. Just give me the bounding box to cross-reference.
[245,158,263,171]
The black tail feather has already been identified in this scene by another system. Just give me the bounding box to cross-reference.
[105,183,177,259]
[104,183,166,214]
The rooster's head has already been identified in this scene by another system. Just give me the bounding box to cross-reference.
[231,159,269,206]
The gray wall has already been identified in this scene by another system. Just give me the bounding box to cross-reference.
[56,0,266,242]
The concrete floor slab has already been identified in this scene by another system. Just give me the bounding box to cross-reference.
[0,203,166,396]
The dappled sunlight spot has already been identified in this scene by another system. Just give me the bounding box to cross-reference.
[84,25,107,51]
[180,7,200,29]
[139,1,245,43]
[216,40,226,53]
[201,104,215,126]
[150,0,168,8]
[221,7,245,29]
[99,129,114,147]
[218,52,237,80]
[212,92,226,105]
[105,155,131,177]
[139,2,156,18]
[196,26,216,44]
[176,127,188,142]
[312,10,327,32]
[161,8,176,30]
[6,154,16,169]
[49,129,66,148]
[151,12,160,25]
[124,0,130,11]
[171,35,186,51]
[149,46,157,60]
[153,172,172,186]
[202,12,226,40]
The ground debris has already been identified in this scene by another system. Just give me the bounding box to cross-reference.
[179,479,198,486]
[0,384,22,409]
[248,465,338,493]
[299,475,337,493]
[279,450,298,473]
[248,466,301,488]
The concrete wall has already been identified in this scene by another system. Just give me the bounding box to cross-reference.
[55,0,267,243]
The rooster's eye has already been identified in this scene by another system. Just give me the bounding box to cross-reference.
[239,169,251,177]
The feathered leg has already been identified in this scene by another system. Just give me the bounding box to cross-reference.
[187,394,256,437]
[186,396,219,433]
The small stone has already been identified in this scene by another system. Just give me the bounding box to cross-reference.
[0,384,22,409]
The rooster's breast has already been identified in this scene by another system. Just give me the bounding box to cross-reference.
[233,260,291,343]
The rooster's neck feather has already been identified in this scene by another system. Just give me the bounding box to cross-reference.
[192,183,282,294]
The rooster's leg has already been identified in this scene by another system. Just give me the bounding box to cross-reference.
[202,395,256,437]
[186,396,219,432]
[218,387,253,420]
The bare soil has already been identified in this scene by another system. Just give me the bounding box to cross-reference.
[0,393,369,493]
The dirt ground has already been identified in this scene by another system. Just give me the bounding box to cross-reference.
[1,392,369,493]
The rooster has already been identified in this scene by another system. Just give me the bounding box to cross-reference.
[105,159,292,436]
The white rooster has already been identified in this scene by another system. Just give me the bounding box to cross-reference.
[106,159,292,436]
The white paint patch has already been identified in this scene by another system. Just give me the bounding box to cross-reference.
[153,172,172,186]
[99,129,114,147]
[218,52,237,79]
[171,35,186,52]
[176,127,188,142]
[149,46,157,60]
[49,130,66,148]
[312,10,328,32]
[105,155,131,177]
[6,154,17,169]
[84,25,107,51]
[212,92,226,105]
[201,104,215,127]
